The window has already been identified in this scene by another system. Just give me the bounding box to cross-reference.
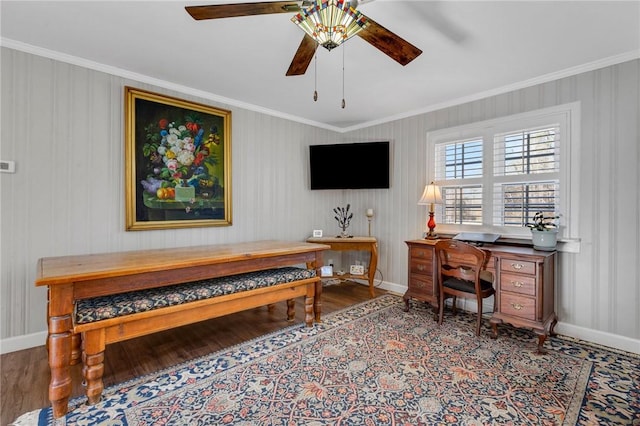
[492,126,560,227]
[427,103,579,240]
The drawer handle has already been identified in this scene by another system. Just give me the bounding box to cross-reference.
[417,250,425,257]
[511,281,523,288]
[511,263,524,270]
[417,264,425,271]
[511,303,523,310]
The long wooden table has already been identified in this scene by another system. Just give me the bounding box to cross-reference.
[35,240,329,418]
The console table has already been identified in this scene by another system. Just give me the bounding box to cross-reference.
[405,239,557,353]
[306,236,378,298]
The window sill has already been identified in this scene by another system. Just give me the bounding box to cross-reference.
[496,236,581,253]
[437,233,582,254]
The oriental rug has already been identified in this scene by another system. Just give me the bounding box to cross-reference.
[13,294,640,425]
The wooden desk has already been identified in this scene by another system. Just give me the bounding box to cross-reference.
[35,240,329,418]
[405,239,557,353]
[307,236,378,298]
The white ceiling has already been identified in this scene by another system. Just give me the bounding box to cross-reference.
[2,1,639,131]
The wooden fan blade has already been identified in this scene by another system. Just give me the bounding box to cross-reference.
[185,1,300,20]
[286,34,318,76]
[357,16,422,66]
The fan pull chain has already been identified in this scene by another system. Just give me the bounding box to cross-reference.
[313,46,318,102]
[341,45,346,109]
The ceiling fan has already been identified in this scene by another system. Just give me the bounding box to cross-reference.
[185,1,422,76]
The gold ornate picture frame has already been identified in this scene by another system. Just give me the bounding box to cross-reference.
[125,87,232,230]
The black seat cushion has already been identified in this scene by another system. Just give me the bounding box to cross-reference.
[442,277,493,294]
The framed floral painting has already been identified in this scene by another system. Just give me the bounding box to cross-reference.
[124,87,232,230]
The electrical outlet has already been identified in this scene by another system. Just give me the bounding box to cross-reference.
[350,264,365,275]
[0,160,15,173]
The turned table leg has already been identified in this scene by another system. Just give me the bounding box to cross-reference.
[82,329,106,405]
[286,299,295,321]
[304,286,315,327]
[307,256,323,323]
[48,315,73,418]
[70,333,82,365]
[313,279,322,322]
[47,284,75,418]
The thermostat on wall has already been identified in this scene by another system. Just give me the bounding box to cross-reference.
[350,264,365,275]
[0,160,15,173]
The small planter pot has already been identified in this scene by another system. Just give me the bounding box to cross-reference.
[531,229,558,251]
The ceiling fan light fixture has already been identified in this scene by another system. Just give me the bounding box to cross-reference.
[291,0,368,51]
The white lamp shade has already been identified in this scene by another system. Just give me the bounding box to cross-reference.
[418,182,442,205]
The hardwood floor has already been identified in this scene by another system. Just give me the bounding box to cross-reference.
[1,282,383,424]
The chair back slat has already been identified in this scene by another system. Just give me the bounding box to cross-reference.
[434,239,495,336]
[435,240,487,285]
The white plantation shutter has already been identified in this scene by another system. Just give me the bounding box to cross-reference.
[442,185,483,224]
[493,181,560,227]
[427,103,576,237]
[493,126,561,227]
[435,138,484,225]
[435,138,483,180]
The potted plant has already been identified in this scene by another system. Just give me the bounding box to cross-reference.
[525,211,560,251]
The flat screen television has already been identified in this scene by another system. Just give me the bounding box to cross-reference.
[309,141,390,190]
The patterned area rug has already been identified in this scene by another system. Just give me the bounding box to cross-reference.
[13,294,640,425]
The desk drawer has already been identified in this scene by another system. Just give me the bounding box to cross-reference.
[410,247,432,260]
[408,275,434,296]
[501,259,536,275]
[410,259,432,276]
[500,273,536,296]
[500,293,535,321]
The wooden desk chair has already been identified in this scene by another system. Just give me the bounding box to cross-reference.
[434,240,495,336]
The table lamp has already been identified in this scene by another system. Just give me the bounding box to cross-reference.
[418,182,442,239]
[366,208,374,236]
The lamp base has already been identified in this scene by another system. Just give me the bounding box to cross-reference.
[425,211,438,240]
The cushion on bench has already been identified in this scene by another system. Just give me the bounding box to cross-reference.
[75,267,316,325]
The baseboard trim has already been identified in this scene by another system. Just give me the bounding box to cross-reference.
[376,280,639,355]
[1,331,47,354]
[376,280,405,296]
[3,285,638,356]
[554,323,640,355]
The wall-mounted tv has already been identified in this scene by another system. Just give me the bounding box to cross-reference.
[309,141,390,190]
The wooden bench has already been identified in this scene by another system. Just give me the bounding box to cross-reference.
[76,267,318,406]
[36,240,329,418]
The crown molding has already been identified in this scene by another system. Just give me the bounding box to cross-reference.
[2,38,638,134]
[342,50,640,132]
[0,38,341,132]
